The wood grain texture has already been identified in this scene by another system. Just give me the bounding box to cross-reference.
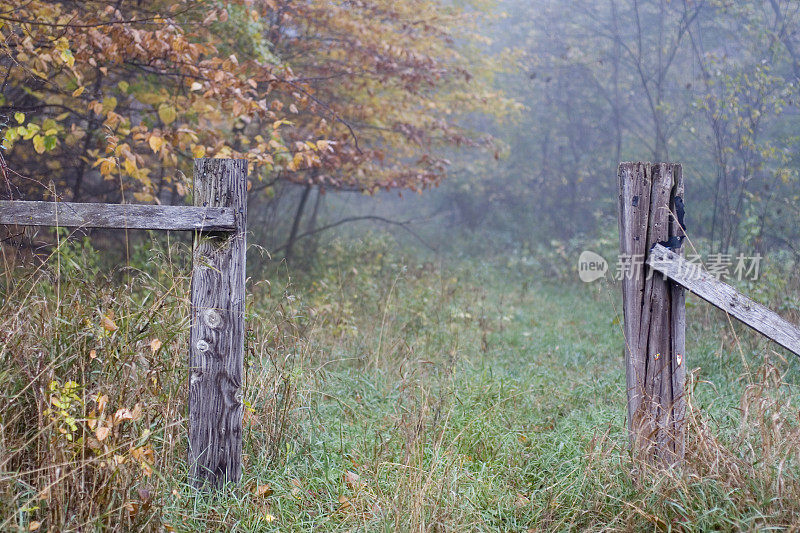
[188,159,247,488]
[618,163,651,435]
[649,244,800,356]
[668,167,687,463]
[0,200,235,232]
[618,162,686,466]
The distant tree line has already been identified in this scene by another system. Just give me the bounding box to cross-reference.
[446,0,800,258]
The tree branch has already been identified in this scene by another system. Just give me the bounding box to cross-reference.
[273,215,436,253]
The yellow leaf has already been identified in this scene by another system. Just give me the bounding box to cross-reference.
[102,96,117,114]
[158,104,177,125]
[32,134,45,154]
[288,152,304,171]
[123,157,137,176]
[316,140,335,153]
[72,86,85,97]
[148,135,163,154]
[101,314,118,332]
[99,159,115,177]
[60,49,75,67]
[191,144,206,158]
[96,426,111,441]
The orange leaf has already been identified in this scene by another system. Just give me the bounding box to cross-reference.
[96,426,111,441]
[150,338,162,353]
[113,408,133,425]
[101,315,118,332]
[253,484,273,497]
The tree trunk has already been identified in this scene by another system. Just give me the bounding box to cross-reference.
[283,183,312,264]
[304,187,324,259]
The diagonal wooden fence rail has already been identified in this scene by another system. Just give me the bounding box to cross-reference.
[0,158,247,489]
[649,244,800,357]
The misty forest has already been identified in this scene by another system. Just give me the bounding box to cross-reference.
[3,0,800,530]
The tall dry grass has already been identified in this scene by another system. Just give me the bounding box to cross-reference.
[0,234,311,531]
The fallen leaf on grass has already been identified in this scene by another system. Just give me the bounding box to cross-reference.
[344,470,365,491]
[290,477,302,497]
[101,314,118,332]
[150,338,162,353]
[253,483,273,497]
[515,493,531,507]
[338,494,352,511]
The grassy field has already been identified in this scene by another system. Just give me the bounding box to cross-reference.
[2,236,800,531]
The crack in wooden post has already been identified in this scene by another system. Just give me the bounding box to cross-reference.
[188,159,247,488]
[618,162,686,466]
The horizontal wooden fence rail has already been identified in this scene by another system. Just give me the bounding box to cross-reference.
[0,200,236,232]
[649,244,800,357]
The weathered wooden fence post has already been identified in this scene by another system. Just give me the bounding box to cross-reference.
[618,162,686,465]
[189,158,247,487]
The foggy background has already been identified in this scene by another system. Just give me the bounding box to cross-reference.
[255,0,800,270]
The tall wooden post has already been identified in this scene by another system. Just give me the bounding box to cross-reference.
[618,162,686,465]
[189,159,247,487]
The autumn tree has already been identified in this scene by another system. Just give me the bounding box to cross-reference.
[1,0,517,258]
[0,0,321,205]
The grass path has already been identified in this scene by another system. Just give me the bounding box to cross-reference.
[171,260,800,531]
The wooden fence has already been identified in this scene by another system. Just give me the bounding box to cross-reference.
[618,162,800,466]
[4,157,799,484]
[0,158,247,488]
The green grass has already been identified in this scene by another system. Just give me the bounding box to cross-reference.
[3,236,800,531]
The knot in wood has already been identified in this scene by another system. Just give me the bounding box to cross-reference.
[204,309,222,329]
